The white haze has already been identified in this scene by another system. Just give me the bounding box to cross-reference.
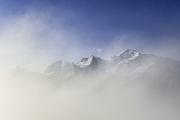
[0,12,92,73]
[0,12,180,120]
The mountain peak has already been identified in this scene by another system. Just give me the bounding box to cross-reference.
[78,55,97,68]
[119,49,141,60]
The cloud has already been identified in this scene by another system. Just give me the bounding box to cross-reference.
[0,10,180,120]
[0,11,93,73]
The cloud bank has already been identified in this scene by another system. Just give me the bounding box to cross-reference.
[0,10,180,120]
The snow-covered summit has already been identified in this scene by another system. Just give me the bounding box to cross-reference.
[45,49,180,77]
[78,55,96,68]
[76,55,104,71]
[119,49,141,60]
[45,49,143,74]
[110,49,141,65]
[77,55,104,68]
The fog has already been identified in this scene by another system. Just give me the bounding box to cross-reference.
[0,12,180,120]
[1,65,180,120]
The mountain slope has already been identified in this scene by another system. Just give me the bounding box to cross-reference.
[43,49,180,91]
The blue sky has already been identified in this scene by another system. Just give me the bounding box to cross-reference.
[1,0,180,46]
[0,0,180,71]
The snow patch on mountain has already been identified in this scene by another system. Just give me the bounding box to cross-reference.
[120,49,141,60]
[45,49,143,75]
[77,55,96,68]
